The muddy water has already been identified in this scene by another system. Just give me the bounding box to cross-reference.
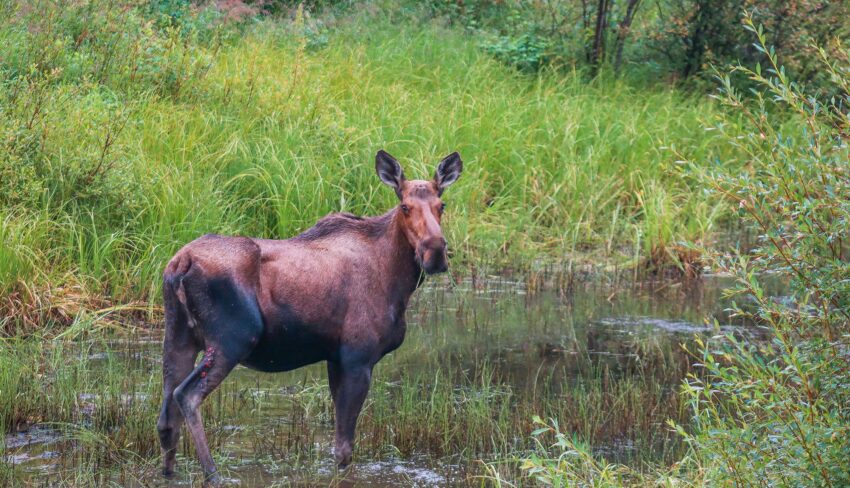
[3,274,774,487]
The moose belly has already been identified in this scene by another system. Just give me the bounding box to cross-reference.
[239,316,336,372]
[240,331,330,372]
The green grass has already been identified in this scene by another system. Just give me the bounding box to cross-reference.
[0,2,744,328]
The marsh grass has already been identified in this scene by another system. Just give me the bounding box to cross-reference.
[0,277,708,486]
[0,337,688,485]
[0,258,725,486]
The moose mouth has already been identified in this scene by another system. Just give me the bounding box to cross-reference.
[417,246,449,275]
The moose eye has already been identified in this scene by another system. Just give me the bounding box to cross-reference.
[400,204,410,214]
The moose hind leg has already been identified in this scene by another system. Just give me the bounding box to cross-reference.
[174,283,263,482]
[157,344,197,477]
[173,346,239,484]
[158,273,201,478]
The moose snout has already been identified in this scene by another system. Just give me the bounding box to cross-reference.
[418,236,448,274]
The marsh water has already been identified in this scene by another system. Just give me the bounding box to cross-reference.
[3,273,775,486]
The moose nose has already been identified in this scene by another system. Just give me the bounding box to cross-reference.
[423,236,447,249]
[420,237,449,274]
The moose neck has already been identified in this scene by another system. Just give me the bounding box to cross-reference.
[378,207,423,299]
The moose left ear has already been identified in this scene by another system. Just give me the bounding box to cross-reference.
[434,152,462,195]
[376,149,405,199]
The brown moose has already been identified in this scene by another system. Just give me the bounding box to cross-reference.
[156,150,463,483]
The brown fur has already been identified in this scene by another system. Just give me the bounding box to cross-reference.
[156,151,462,484]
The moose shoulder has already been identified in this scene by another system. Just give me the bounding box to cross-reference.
[156,150,463,484]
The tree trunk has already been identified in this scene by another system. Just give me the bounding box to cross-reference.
[614,0,642,73]
[682,0,709,78]
[582,0,592,63]
[590,0,610,73]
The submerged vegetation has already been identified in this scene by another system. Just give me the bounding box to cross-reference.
[1,0,848,486]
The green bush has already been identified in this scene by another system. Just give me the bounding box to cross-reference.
[678,15,850,486]
[646,0,850,84]
[481,33,552,73]
[0,1,226,219]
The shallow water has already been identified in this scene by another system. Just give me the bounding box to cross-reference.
[3,274,776,486]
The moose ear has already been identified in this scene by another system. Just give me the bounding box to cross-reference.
[434,152,462,195]
[375,150,405,198]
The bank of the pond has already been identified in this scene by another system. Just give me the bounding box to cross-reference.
[0,275,774,486]
[0,2,753,334]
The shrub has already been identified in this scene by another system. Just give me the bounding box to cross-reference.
[677,14,850,486]
[481,33,552,73]
[432,0,850,86]
[647,0,850,84]
[0,1,233,219]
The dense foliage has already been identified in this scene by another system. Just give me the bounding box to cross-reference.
[519,16,850,487]
[431,0,849,85]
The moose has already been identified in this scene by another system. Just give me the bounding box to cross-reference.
[156,150,463,483]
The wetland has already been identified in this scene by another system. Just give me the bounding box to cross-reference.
[1,273,775,486]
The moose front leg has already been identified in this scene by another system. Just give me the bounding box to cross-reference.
[327,360,373,469]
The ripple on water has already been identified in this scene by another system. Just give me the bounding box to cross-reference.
[4,425,63,472]
[354,459,449,486]
[4,425,63,450]
[598,316,768,339]
[599,316,713,334]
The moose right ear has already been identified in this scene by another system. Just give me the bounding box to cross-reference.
[375,150,405,198]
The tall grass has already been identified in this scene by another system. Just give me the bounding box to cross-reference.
[0,1,745,330]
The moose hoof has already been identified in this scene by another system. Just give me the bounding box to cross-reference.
[335,447,353,470]
[202,471,223,487]
[161,468,175,479]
